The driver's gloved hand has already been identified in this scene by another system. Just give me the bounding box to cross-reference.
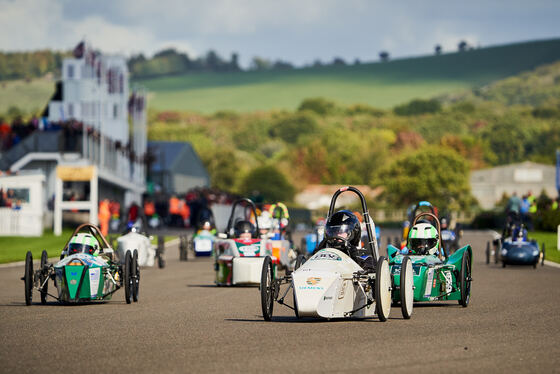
[358,255,375,272]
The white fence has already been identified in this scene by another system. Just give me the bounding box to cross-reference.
[0,208,43,236]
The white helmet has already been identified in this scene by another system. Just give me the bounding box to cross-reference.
[408,222,439,256]
[258,211,272,230]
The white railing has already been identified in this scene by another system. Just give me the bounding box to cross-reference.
[0,208,43,236]
[83,135,145,187]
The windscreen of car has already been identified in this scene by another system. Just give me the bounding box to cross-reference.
[410,238,438,254]
[68,243,95,255]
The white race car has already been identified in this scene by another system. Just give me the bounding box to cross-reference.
[260,186,411,321]
[214,198,274,286]
[117,229,160,268]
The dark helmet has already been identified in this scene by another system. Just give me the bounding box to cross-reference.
[325,210,361,247]
[234,220,256,238]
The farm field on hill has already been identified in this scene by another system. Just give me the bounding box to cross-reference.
[138,39,560,113]
[0,78,54,114]
[1,39,560,114]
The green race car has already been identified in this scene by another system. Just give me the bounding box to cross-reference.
[388,212,472,307]
[22,223,139,305]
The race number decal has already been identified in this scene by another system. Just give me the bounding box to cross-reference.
[195,239,212,252]
[443,271,453,294]
[312,251,342,261]
[424,269,434,297]
[89,268,101,298]
[238,245,259,256]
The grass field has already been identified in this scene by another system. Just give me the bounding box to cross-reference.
[0,230,177,264]
[0,77,54,115]
[2,39,560,115]
[137,39,560,113]
[0,229,74,263]
[531,231,560,264]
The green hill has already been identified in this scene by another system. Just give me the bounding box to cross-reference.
[0,77,55,115]
[137,39,560,113]
[1,38,560,116]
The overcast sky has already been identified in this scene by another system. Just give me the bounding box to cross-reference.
[1,0,559,67]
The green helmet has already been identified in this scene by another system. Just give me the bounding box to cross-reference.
[68,233,100,255]
[408,222,439,255]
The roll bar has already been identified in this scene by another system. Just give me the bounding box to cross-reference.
[327,186,380,261]
[226,198,260,238]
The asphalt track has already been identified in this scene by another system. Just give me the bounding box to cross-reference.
[1,230,559,373]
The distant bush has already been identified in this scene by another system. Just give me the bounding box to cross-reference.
[531,106,560,118]
[156,111,181,122]
[270,112,319,143]
[451,101,476,114]
[346,104,385,117]
[534,209,560,231]
[240,165,295,202]
[394,99,442,116]
[298,97,338,116]
[470,210,505,229]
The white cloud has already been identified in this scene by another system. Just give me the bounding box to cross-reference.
[0,0,195,56]
[0,0,557,64]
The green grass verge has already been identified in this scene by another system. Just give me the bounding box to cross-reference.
[0,229,74,264]
[531,231,560,264]
[0,230,179,264]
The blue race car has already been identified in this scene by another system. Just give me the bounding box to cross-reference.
[486,212,544,268]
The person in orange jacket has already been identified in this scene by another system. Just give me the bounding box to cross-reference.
[169,195,181,227]
[98,199,111,236]
[179,199,190,227]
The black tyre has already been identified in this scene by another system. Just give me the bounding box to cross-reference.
[400,256,413,319]
[292,255,306,319]
[40,250,49,305]
[24,251,33,306]
[157,254,165,268]
[132,250,139,302]
[300,238,306,255]
[124,251,132,304]
[375,256,391,322]
[294,255,306,271]
[494,244,499,264]
[260,256,274,321]
[502,261,506,268]
[541,243,545,266]
[485,242,490,265]
[459,251,472,307]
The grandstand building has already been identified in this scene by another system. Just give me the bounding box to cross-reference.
[0,41,147,235]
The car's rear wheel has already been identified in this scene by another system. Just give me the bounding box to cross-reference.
[124,251,132,304]
[485,242,490,265]
[40,250,49,305]
[260,256,274,321]
[541,242,545,266]
[375,256,391,322]
[24,251,33,306]
[400,256,413,319]
[132,250,139,302]
[459,251,471,307]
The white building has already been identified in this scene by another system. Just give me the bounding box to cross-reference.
[0,41,147,235]
[48,52,130,144]
[470,161,557,209]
